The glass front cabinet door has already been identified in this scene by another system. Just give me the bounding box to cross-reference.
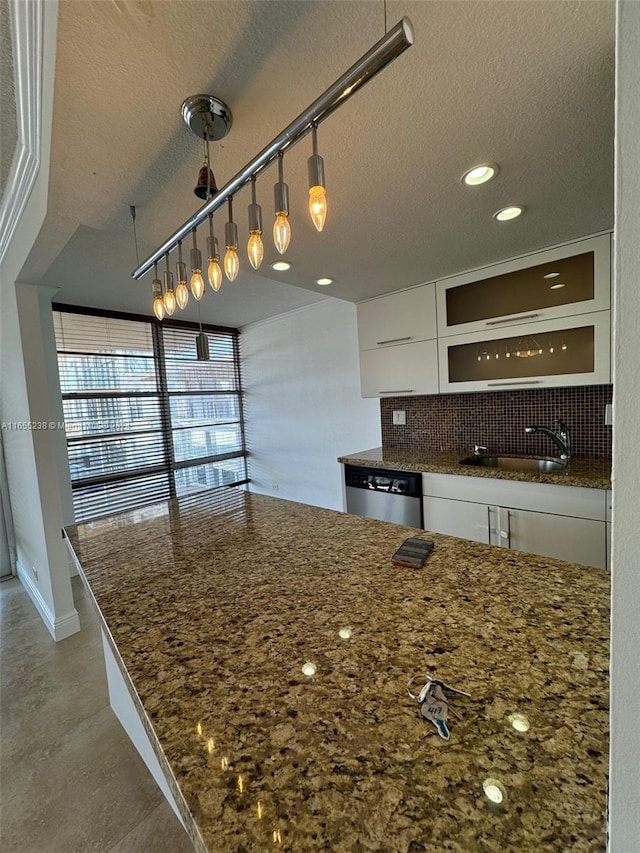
[436,234,611,392]
[438,312,610,392]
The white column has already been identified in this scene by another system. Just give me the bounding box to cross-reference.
[609,1,640,848]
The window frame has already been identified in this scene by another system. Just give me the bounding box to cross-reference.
[53,303,248,521]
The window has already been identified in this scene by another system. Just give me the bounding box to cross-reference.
[54,308,247,522]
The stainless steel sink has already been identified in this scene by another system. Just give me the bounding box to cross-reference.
[459,455,568,473]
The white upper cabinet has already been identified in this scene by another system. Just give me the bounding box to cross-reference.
[359,339,439,398]
[357,284,437,351]
[436,234,611,338]
[438,310,611,393]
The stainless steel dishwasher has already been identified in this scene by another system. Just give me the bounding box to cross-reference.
[344,464,423,528]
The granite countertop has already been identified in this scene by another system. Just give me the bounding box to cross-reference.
[338,447,612,490]
[65,488,609,852]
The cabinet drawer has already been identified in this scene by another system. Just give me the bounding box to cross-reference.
[436,234,611,338]
[359,339,439,398]
[422,473,607,521]
[437,311,610,393]
[357,284,436,351]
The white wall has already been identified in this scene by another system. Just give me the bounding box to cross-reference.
[241,299,380,510]
[0,0,79,639]
[609,2,640,848]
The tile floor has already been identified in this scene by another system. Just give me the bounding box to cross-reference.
[0,575,194,852]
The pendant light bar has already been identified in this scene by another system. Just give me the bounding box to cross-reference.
[132,17,413,280]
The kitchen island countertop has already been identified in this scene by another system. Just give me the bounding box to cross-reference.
[65,487,609,852]
[338,447,611,490]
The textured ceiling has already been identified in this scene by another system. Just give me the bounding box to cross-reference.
[21,0,614,328]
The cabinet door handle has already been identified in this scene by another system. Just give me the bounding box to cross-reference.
[497,509,512,548]
[487,380,542,387]
[376,336,413,345]
[487,506,494,545]
[379,389,415,395]
[485,313,540,326]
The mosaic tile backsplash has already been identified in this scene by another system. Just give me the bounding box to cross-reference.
[380,385,612,458]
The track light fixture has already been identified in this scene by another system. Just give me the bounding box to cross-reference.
[224,197,240,282]
[207,214,222,291]
[273,152,291,255]
[247,176,264,269]
[134,18,414,324]
[175,241,189,309]
[308,123,327,232]
[190,228,205,300]
[152,262,165,321]
[163,253,176,315]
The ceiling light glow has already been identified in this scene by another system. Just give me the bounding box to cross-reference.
[508,713,531,732]
[271,261,291,271]
[482,778,507,804]
[494,205,525,222]
[316,277,333,286]
[462,163,498,186]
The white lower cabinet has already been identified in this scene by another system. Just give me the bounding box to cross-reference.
[422,474,607,570]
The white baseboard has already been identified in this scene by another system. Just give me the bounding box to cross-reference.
[16,559,80,641]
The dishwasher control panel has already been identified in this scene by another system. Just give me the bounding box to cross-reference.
[344,465,422,498]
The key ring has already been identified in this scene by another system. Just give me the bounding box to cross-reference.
[407,673,434,701]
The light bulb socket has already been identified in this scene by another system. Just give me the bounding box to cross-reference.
[176,260,187,283]
[248,202,263,234]
[274,181,289,216]
[225,220,238,250]
[196,331,210,361]
[308,153,325,189]
[152,279,163,298]
[207,235,219,261]
[163,270,174,290]
[190,247,203,272]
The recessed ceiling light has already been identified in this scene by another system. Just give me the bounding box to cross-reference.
[543,272,560,279]
[462,163,498,186]
[550,282,566,290]
[271,261,291,271]
[494,205,525,221]
[316,277,333,286]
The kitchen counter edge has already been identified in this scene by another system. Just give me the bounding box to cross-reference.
[338,448,611,490]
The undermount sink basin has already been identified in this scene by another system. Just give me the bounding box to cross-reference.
[459,455,568,474]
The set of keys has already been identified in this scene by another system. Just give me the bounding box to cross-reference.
[407,673,470,741]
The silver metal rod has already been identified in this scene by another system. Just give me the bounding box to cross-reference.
[376,336,413,345]
[485,313,540,326]
[487,380,542,387]
[133,17,414,280]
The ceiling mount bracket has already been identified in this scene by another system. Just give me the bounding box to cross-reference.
[181,95,232,141]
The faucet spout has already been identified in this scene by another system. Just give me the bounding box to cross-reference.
[524,419,571,460]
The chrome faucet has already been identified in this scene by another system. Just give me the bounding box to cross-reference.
[524,419,571,460]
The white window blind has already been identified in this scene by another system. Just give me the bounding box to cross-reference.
[54,309,247,522]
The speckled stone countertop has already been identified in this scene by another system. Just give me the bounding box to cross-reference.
[338,447,612,490]
[65,488,609,852]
